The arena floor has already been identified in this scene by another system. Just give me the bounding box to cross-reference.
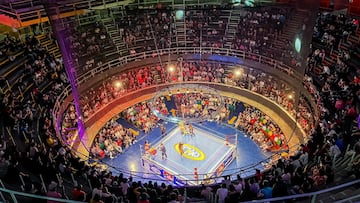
[103,120,271,185]
[141,125,236,185]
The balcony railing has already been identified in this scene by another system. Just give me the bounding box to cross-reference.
[1,174,359,203]
[52,47,318,156]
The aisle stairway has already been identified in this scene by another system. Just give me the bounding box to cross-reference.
[224,8,241,49]
[174,8,186,47]
[101,16,128,56]
[270,9,309,62]
[309,184,360,203]
[36,34,62,59]
[294,151,360,203]
[339,29,360,68]
[36,34,61,92]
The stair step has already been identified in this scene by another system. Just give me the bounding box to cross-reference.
[348,35,359,43]
[112,36,122,40]
[102,18,113,22]
[228,116,237,125]
[109,30,118,35]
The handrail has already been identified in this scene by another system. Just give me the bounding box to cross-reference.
[335,193,360,203]
[0,7,18,18]
[2,0,228,27]
[56,81,307,167]
[84,81,307,141]
[52,47,318,149]
[0,186,83,203]
[0,169,359,203]
[241,179,360,203]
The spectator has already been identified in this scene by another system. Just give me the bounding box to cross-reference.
[72,185,87,202]
[200,184,213,202]
[258,180,273,199]
[216,183,228,203]
[46,181,62,203]
[225,184,240,203]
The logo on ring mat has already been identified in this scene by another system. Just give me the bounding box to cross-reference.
[174,143,206,161]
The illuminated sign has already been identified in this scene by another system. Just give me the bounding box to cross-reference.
[174,143,206,161]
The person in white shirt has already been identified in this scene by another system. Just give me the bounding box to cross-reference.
[91,184,111,200]
[329,141,341,158]
[216,183,228,203]
[234,178,245,194]
[200,184,213,202]
[299,150,309,166]
[120,178,130,198]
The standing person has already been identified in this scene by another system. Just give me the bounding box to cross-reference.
[47,181,62,203]
[144,140,150,155]
[158,143,167,160]
[216,183,228,203]
[188,123,194,136]
[160,123,166,137]
[72,185,87,202]
[178,142,184,157]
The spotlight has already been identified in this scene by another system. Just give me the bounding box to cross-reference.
[168,64,175,73]
[234,69,243,77]
[114,81,122,89]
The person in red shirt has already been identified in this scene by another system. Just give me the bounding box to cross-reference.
[255,169,263,182]
[73,185,87,202]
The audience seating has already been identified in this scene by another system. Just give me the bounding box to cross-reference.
[0,3,360,203]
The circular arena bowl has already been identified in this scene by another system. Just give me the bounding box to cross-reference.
[52,48,315,183]
[49,3,320,186]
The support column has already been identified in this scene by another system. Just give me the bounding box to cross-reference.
[44,0,86,140]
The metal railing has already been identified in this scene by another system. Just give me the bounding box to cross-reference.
[0,186,83,203]
[52,47,317,146]
[242,179,360,203]
[52,47,309,115]
[0,172,359,203]
[0,0,230,27]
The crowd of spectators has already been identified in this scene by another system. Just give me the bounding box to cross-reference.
[110,5,296,61]
[0,33,89,203]
[61,104,79,145]
[312,12,358,50]
[235,106,287,150]
[307,12,360,137]
[90,92,285,159]
[172,91,223,120]
[83,10,360,203]
[117,8,174,54]
[1,4,360,203]
[52,9,360,202]
[232,6,290,59]
[0,34,22,63]
[62,15,116,74]
[184,6,226,48]
[80,66,158,120]
[67,60,315,143]
[121,102,159,134]
[1,34,66,144]
[91,117,135,159]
